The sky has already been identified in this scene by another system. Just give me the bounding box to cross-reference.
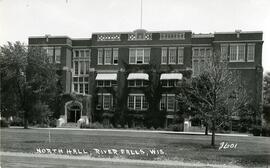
[0,0,269,72]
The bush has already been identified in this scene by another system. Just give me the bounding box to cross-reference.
[116,124,122,128]
[90,122,104,129]
[262,127,270,137]
[124,124,129,129]
[252,126,262,136]
[9,118,23,126]
[0,119,9,128]
[166,124,183,132]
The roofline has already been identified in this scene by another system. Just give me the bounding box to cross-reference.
[92,30,192,34]
[29,35,72,39]
[214,31,263,34]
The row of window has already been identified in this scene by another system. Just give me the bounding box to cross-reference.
[220,43,255,62]
[83,44,255,66]
[96,93,177,111]
[95,79,179,88]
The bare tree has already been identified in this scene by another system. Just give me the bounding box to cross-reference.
[178,53,250,146]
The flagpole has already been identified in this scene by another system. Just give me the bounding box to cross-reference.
[140,0,143,29]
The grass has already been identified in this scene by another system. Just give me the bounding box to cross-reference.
[1,128,270,167]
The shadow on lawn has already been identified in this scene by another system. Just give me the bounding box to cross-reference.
[221,154,270,166]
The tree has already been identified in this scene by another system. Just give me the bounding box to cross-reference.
[263,72,270,105]
[0,42,60,128]
[177,56,249,146]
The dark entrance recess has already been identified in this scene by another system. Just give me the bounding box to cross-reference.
[67,105,81,123]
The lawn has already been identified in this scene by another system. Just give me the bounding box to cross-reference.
[0,128,269,167]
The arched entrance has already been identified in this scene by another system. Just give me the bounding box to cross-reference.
[65,101,82,123]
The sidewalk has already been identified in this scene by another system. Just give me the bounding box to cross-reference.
[9,126,250,137]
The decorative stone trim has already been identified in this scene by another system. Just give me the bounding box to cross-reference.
[97,34,121,41]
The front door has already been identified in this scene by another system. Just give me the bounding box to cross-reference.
[67,105,81,123]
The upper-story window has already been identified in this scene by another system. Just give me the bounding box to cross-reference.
[220,44,229,61]
[73,49,90,95]
[192,47,212,76]
[73,49,90,76]
[55,47,61,63]
[97,48,119,65]
[129,48,150,64]
[178,47,184,64]
[96,80,117,87]
[161,47,184,65]
[128,80,148,87]
[169,47,177,64]
[229,44,245,62]
[161,80,178,87]
[42,47,61,64]
[247,43,255,62]
[73,76,89,94]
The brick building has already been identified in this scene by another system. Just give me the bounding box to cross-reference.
[28,29,263,130]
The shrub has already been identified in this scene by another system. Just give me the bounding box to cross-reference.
[262,127,270,137]
[9,118,23,126]
[166,124,183,131]
[116,124,122,128]
[90,122,104,129]
[124,124,129,129]
[252,126,262,136]
[0,119,9,128]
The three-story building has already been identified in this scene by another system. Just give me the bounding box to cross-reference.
[28,29,263,130]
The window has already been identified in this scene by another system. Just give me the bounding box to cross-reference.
[192,47,212,76]
[128,80,148,87]
[129,48,150,64]
[169,47,176,64]
[247,44,255,62]
[229,44,245,62]
[97,81,103,87]
[113,48,118,64]
[74,61,79,75]
[144,48,150,63]
[72,49,91,95]
[96,80,114,87]
[193,60,199,76]
[55,47,61,63]
[127,94,148,110]
[104,48,112,65]
[128,95,134,109]
[221,44,228,61]
[98,48,118,65]
[161,80,177,87]
[80,61,84,75]
[160,94,176,111]
[161,48,167,64]
[73,76,89,95]
[167,96,175,111]
[98,48,103,65]
[160,96,166,110]
[97,93,113,110]
[178,47,184,64]
[103,95,111,110]
[162,47,183,65]
[75,51,79,57]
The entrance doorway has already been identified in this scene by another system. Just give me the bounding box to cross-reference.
[67,104,82,123]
